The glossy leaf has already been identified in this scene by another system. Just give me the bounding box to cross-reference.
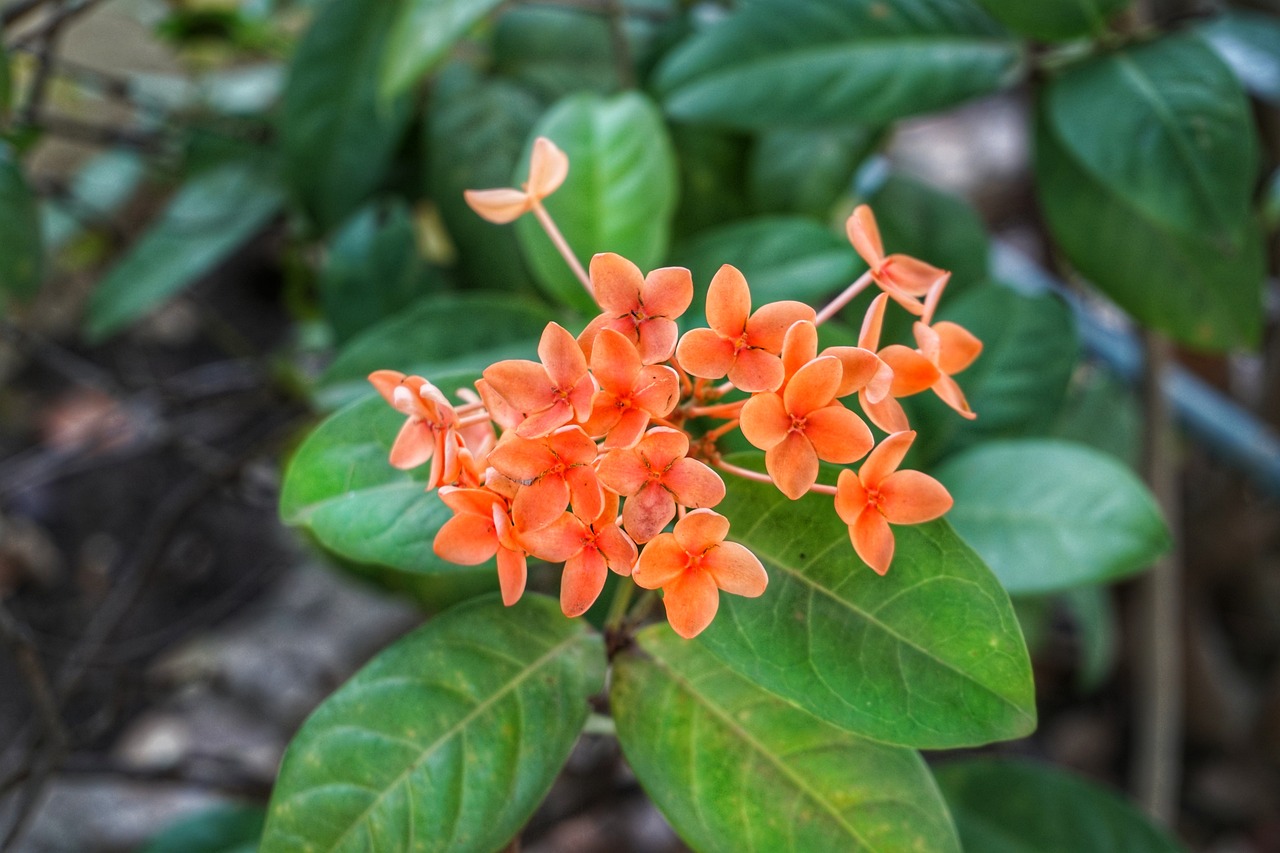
[700,464,1036,749]
[934,440,1171,595]
[381,0,504,100]
[936,758,1186,852]
[0,149,42,301]
[515,92,678,314]
[1196,10,1280,106]
[280,0,411,231]
[655,0,1022,129]
[86,163,283,341]
[612,625,961,853]
[1035,101,1263,351]
[974,0,1128,41]
[140,804,264,853]
[748,127,879,219]
[260,594,605,853]
[314,293,553,409]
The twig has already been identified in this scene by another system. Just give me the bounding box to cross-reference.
[26,114,166,152]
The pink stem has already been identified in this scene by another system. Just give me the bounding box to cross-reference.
[532,201,592,296]
[814,270,874,325]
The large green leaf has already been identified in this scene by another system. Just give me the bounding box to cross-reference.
[748,127,879,219]
[260,594,605,853]
[1043,35,1257,249]
[0,148,42,301]
[280,0,411,231]
[935,758,1186,852]
[612,626,961,853]
[655,0,1022,129]
[515,92,678,314]
[314,293,553,409]
[1035,101,1263,351]
[934,440,1171,595]
[974,0,1128,41]
[86,163,283,341]
[381,0,504,100]
[699,466,1035,749]
[140,804,264,853]
[1197,10,1280,106]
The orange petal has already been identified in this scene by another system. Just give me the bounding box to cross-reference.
[633,532,685,589]
[488,434,555,480]
[822,346,880,398]
[389,419,435,470]
[548,425,597,465]
[602,407,650,450]
[705,264,751,337]
[663,458,725,509]
[566,464,604,523]
[745,301,817,354]
[765,432,819,500]
[881,345,940,397]
[596,448,649,495]
[879,470,953,524]
[663,569,719,639]
[597,524,638,576]
[859,293,889,351]
[882,254,945,297]
[513,475,570,532]
[622,482,675,543]
[590,252,643,315]
[475,378,524,430]
[851,510,894,575]
[932,373,977,420]
[591,328,642,395]
[728,347,784,394]
[482,360,554,413]
[464,188,532,224]
[860,391,911,434]
[368,369,407,407]
[673,508,729,552]
[539,322,588,390]
[434,513,498,564]
[642,266,694,319]
[860,430,915,487]
[846,205,885,268]
[439,486,502,516]
[635,316,679,365]
[783,355,841,417]
[560,549,608,617]
[805,405,873,464]
[637,427,689,469]
[496,547,528,605]
[523,512,586,562]
[675,328,736,380]
[781,320,819,382]
[514,399,573,438]
[921,272,950,325]
[704,542,767,598]
[739,392,790,451]
[933,321,983,376]
[633,366,680,417]
[834,469,868,526]
[527,136,569,199]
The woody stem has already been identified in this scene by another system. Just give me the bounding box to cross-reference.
[814,270,874,325]
[531,200,592,295]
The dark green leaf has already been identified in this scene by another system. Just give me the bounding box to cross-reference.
[748,127,878,218]
[86,162,283,341]
[655,0,1022,129]
[612,626,961,853]
[281,0,412,231]
[260,594,605,853]
[515,92,678,314]
[381,0,504,100]
[699,466,1036,749]
[1050,367,1142,470]
[0,148,42,301]
[140,804,264,853]
[1196,10,1280,105]
[669,124,753,236]
[1060,584,1117,691]
[974,0,1128,41]
[319,201,437,344]
[934,439,1171,595]
[492,5,621,100]
[936,758,1187,852]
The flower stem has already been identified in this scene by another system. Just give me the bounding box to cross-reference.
[815,270,874,325]
[532,201,592,296]
[688,400,745,419]
[704,418,740,443]
[713,458,775,485]
[603,578,635,632]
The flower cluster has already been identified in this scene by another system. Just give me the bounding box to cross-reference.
[369,138,980,638]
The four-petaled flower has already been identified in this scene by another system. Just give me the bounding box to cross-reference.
[582,328,680,449]
[368,370,462,488]
[846,205,947,314]
[434,487,530,605]
[487,425,603,533]
[912,317,983,420]
[483,322,594,438]
[522,492,638,617]
[856,293,941,433]
[632,509,767,639]
[580,253,694,365]
[464,137,568,224]
[597,427,725,543]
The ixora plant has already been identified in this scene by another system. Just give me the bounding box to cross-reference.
[260,138,1171,853]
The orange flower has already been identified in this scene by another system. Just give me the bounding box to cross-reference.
[846,205,947,314]
[740,355,874,499]
[580,253,693,365]
[780,319,891,401]
[368,370,462,488]
[434,487,529,605]
[913,318,982,420]
[632,509,767,639]
[463,137,568,224]
[487,425,602,532]
[675,264,815,393]
[834,430,953,575]
[522,492,638,617]
[855,293,940,433]
[596,427,725,543]
[582,328,679,449]
[482,322,594,438]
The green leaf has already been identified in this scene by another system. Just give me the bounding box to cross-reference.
[314,293,554,409]
[748,127,879,218]
[0,43,11,121]
[1049,367,1142,470]
[260,594,605,853]
[936,758,1187,852]
[655,0,1022,129]
[669,124,753,237]
[1060,584,1117,692]
[0,148,42,301]
[934,439,1171,595]
[1043,34,1257,249]
[1035,99,1263,351]
[380,0,504,100]
[700,466,1036,749]
[612,625,961,853]
[974,0,1128,41]
[280,0,412,231]
[319,201,437,345]
[515,92,678,314]
[86,162,283,341]
[140,804,264,853]
[1196,10,1280,106]
[491,5,620,100]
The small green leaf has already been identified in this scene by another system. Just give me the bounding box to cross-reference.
[655,0,1022,129]
[260,594,605,853]
[1060,584,1118,691]
[934,439,1171,595]
[140,804,264,853]
[700,467,1036,749]
[380,0,504,100]
[0,148,42,301]
[1196,10,1280,106]
[280,0,412,231]
[974,0,1128,41]
[515,92,678,314]
[936,758,1187,852]
[86,163,283,341]
[748,127,879,218]
[612,625,961,853]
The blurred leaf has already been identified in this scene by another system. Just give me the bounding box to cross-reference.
[0,43,11,121]
[935,439,1171,595]
[319,201,437,344]
[280,0,411,231]
[936,758,1187,852]
[699,464,1036,749]
[1061,583,1118,691]
[669,124,752,236]
[866,172,990,292]
[1050,366,1142,470]
[41,150,145,254]
[492,5,621,99]
[381,0,504,100]
[0,148,43,301]
[1197,10,1280,105]
[140,804,264,853]
[515,92,678,314]
[974,0,1128,41]
[314,292,553,408]
[655,0,1022,129]
[86,162,283,341]
[748,127,879,218]
[260,594,604,853]
[612,625,962,853]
